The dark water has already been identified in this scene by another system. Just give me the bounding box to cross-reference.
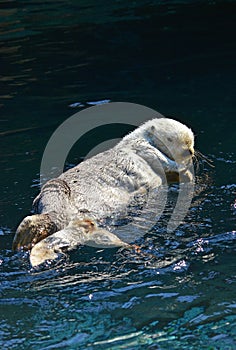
[0,1,236,349]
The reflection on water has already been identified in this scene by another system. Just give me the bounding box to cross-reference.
[0,0,236,349]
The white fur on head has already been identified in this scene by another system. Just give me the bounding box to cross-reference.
[119,118,194,169]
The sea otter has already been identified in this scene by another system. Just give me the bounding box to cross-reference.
[13,118,195,266]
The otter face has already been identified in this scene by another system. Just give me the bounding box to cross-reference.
[146,118,194,167]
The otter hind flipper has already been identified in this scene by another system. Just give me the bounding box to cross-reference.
[12,214,57,251]
[30,218,128,267]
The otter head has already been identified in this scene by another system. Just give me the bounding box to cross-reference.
[12,213,57,251]
[144,118,194,166]
[121,117,195,179]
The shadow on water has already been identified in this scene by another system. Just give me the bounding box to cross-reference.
[0,0,236,349]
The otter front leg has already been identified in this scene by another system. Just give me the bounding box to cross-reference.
[30,219,128,267]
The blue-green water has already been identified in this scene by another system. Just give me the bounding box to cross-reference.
[0,1,236,349]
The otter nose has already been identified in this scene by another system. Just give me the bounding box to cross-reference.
[189,148,194,156]
[182,149,194,158]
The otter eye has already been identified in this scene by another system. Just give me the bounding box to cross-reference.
[185,140,191,147]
